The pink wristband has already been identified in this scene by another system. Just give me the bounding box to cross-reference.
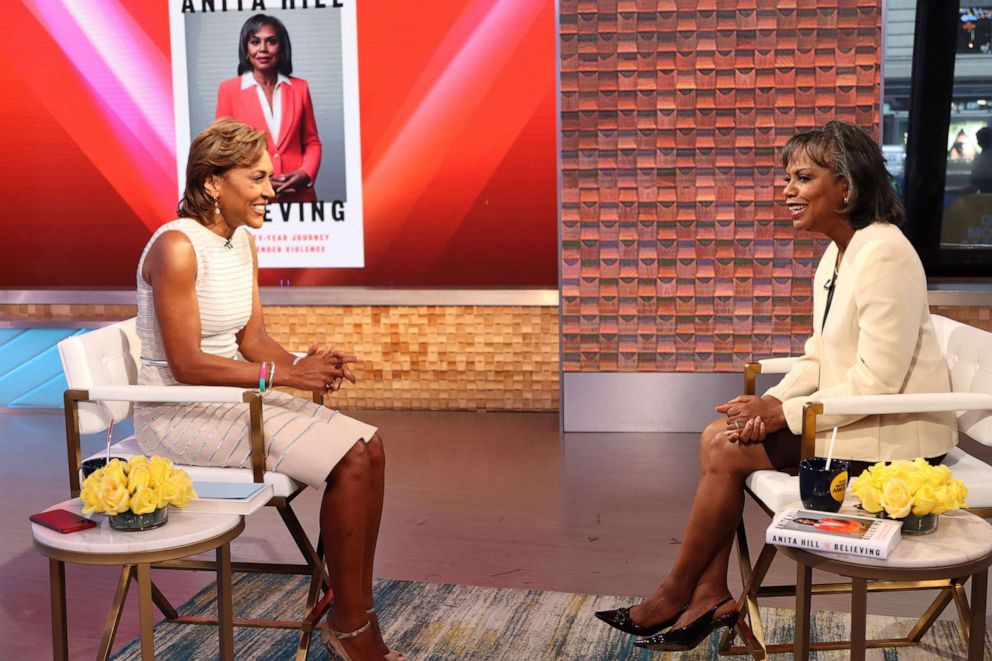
[259,362,269,391]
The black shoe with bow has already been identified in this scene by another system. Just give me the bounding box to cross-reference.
[593,604,686,637]
[633,596,738,652]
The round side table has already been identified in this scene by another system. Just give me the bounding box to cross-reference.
[32,499,244,661]
[777,505,992,661]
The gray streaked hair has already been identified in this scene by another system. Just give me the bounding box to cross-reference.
[781,121,904,229]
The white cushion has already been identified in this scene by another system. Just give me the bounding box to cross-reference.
[58,320,141,434]
[943,446,992,509]
[746,469,800,513]
[82,436,302,499]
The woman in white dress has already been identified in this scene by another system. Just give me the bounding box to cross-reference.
[135,119,394,661]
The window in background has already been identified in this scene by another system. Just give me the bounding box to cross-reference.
[883,0,992,272]
[942,5,992,249]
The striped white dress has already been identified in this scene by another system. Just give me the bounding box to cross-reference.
[133,218,377,489]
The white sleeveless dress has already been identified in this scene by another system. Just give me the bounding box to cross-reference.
[133,218,377,489]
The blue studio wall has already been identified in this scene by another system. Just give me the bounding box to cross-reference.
[0,329,89,407]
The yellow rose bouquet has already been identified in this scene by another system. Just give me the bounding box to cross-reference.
[80,456,197,531]
[851,458,967,534]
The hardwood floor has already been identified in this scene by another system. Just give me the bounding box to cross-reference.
[0,408,982,659]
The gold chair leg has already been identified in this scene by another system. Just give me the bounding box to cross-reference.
[721,523,774,659]
[721,521,750,653]
[278,502,329,589]
[49,558,68,661]
[743,544,777,658]
[98,565,135,661]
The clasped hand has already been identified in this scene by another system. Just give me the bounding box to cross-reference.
[292,343,359,392]
[714,395,785,445]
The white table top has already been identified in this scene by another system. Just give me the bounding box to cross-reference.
[783,501,992,569]
[32,500,242,555]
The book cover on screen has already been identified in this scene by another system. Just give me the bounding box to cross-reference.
[766,509,902,560]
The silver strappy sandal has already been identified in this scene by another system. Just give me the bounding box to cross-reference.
[318,620,371,661]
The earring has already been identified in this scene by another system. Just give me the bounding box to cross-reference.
[843,196,849,205]
[214,196,220,215]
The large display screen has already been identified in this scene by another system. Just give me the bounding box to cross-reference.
[1,0,557,287]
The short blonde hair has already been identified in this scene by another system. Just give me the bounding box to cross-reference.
[178,118,268,223]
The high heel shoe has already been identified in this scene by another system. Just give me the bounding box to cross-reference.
[594,603,687,636]
[633,596,738,652]
[318,620,371,661]
[367,607,407,661]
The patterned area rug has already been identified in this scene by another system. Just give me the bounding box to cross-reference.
[111,574,985,660]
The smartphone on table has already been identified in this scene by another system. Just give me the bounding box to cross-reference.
[30,509,97,533]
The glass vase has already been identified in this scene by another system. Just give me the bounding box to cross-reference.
[898,512,938,535]
[109,507,168,532]
[874,510,939,535]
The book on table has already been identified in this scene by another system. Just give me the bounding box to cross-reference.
[766,508,902,560]
[182,481,272,515]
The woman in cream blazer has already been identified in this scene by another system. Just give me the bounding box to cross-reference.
[596,122,956,653]
[762,221,955,461]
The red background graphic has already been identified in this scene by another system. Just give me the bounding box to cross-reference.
[0,1,558,288]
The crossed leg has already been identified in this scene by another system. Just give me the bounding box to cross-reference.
[628,417,776,629]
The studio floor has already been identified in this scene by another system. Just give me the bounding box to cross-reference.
[1,408,986,660]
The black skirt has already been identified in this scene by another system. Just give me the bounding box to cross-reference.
[761,427,945,477]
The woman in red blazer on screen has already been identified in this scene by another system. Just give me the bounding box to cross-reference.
[216,14,321,203]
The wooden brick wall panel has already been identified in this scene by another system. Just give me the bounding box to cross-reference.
[930,306,992,333]
[1,304,559,412]
[264,306,559,411]
[560,1,883,373]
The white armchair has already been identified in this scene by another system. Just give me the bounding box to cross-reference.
[58,318,328,661]
[723,315,992,656]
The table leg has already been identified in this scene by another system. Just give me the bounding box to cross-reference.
[968,570,988,660]
[136,563,154,661]
[49,558,67,661]
[851,577,868,661]
[216,542,234,661]
[795,561,812,661]
[98,565,135,661]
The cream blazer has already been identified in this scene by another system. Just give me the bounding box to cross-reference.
[763,222,957,462]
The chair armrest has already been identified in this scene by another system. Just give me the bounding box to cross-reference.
[84,384,254,404]
[63,386,267,497]
[819,392,992,416]
[799,392,992,461]
[743,356,801,395]
[758,357,801,374]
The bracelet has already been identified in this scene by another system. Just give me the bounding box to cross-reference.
[259,362,269,392]
[269,362,278,389]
